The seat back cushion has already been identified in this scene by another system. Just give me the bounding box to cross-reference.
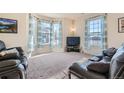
[7,47,24,56]
[110,45,124,78]
[87,61,110,74]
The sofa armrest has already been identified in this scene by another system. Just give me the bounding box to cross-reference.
[20,56,28,70]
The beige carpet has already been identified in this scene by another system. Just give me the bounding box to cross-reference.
[27,52,87,79]
[49,57,88,79]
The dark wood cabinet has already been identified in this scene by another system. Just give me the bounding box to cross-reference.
[66,46,80,52]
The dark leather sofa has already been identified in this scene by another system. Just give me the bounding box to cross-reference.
[69,44,124,79]
[0,40,28,79]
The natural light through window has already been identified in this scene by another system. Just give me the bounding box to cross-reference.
[87,17,103,48]
[38,21,51,47]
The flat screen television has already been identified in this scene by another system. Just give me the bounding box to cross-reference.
[67,37,80,46]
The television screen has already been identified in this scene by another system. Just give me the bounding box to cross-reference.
[67,37,80,46]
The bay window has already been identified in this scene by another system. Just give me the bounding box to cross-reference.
[28,15,62,52]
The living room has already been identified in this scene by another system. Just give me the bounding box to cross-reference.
[1,0,124,92]
[0,13,124,79]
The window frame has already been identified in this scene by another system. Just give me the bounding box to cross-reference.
[86,16,104,48]
[37,20,52,46]
[28,15,37,51]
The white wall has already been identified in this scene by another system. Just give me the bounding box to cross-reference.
[107,13,124,48]
[0,13,29,52]
[62,18,72,50]
[75,17,84,52]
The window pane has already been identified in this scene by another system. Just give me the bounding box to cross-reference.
[41,33,50,44]
[90,24,93,29]
[52,22,62,47]
[90,21,93,25]
[94,20,98,24]
[94,28,99,32]
[93,24,98,29]
[89,28,94,33]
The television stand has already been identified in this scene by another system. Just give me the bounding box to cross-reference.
[66,46,80,52]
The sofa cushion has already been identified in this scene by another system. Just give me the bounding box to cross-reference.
[69,62,106,79]
[0,60,21,72]
[87,62,110,74]
[0,48,20,61]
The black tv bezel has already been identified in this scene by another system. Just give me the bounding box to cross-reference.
[66,36,80,46]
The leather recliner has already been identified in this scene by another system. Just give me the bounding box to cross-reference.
[69,45,124,79]
[0,40,28,79]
